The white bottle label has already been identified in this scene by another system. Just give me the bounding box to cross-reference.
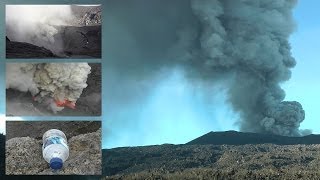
[43,136,68,150]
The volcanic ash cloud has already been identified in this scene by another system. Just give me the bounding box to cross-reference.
[105,0,308,137]
[187,0,306,136]
[6,63,91,113]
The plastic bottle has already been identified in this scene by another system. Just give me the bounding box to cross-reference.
[42,129,69,170]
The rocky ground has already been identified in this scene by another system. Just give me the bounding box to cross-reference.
[3,131,320,179]
[5,121,102,175]
[103,131,320,180]
[6,63,101,116]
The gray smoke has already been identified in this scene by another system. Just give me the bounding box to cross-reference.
[6,5,76,54]
[105,0,308,138]
[6,63,91,113]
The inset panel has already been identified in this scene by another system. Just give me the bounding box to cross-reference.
[6,5,101,58]
[6,121,101,175]
[6,63,101,116]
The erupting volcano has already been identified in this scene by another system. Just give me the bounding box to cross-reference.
[6,63,101,116]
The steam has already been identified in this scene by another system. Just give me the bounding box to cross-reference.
[6,63,91,113]
[105,0,308,140]
[6,5,75,54]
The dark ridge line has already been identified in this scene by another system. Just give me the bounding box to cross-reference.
[187,131,320,145]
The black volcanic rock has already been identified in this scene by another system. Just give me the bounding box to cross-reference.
[187,131,320,145]
[6,41,58,58]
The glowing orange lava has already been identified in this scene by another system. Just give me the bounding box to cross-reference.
[32,96,76,109]
[55,99,76,109]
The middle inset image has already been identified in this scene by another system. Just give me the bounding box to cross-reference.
[6,63,101,116]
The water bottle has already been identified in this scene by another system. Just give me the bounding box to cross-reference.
[42,129,69,170]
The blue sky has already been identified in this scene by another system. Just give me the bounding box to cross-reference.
[104,69,238,148]
[283,0,320,134]
[0,1,319,148]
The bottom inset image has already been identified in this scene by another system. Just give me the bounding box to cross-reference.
[5,121,101,175]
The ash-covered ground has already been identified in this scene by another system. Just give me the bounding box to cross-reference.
[6,5,101,58]
[6,63,101,116]
[103,131,320,180]
[5,121,101,175]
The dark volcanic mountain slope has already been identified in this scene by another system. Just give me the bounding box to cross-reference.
[103,144,222,176]
[56,25,101,58]
[104,144,320,179]
[103,131,320,179]
[6,40,58,58]
[187,131,320,145]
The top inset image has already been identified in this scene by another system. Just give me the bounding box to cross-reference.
[6,5,101,59]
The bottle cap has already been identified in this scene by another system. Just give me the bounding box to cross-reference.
[50,158,63,170]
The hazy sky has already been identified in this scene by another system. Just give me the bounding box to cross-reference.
[1,1,319,149]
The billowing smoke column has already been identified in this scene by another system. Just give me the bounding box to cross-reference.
[187,0,306,136]
[105,0,308,138]
[6,5,75,54]
[6,63,91,113]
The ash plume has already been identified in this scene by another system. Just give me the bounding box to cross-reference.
[188,0,307,136]
[6,63,91,113]
[105,0,308,139]
[6,5,75,55]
